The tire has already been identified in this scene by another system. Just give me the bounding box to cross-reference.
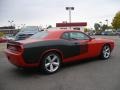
[41,52,61,74]
[100,45,111,59]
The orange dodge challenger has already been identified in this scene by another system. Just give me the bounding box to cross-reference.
[5,30,114,74]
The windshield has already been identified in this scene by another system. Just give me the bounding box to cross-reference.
[117,29,120,32]
[20,26,39,33]
[29,31,48,39]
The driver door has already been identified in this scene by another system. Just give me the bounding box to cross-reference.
[61,31,91,61]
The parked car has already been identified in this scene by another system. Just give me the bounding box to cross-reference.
[115,29,120,35]
[0,37,7,43]
[101,31,115,35]
[5,30,114,74]
[15,26,40,40]
[86,31,95,36]
[5,36,15,41]
[95,30,102,35]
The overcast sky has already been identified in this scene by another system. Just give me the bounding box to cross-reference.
[0,0,120,28]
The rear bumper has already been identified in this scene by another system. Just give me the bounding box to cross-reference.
[5,49,39,68]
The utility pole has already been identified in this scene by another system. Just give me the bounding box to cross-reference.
[65,7,74,23]
[8,20,14,26]
[105,19,108,29]
[65,7,74,29]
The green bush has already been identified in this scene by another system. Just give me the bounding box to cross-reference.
[0,32,4,37]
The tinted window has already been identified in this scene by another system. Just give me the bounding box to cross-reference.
[20,26,39,33]
[29,31,48,39]
[62,32,89,40]
[61,32,69,39]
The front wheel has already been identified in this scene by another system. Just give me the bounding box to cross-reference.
[100,45,111,59]
[41,52,61,74]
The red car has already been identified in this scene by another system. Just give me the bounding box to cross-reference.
[5,30,114,74]
[0,37,7,43]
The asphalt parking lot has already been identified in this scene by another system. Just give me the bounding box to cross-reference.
[0,36,120,90]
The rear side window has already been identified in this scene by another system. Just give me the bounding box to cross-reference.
[29,31,48,39]
[61,32,70,39]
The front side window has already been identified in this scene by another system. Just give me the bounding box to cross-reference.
[61,32,89,40]
[70,32,89,40]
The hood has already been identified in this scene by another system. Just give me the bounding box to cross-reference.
[94,37,114,42]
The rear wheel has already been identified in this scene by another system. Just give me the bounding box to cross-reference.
[100,45,111,59]
[41,52,61,74]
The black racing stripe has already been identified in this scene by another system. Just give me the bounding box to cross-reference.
[22,40,88,64]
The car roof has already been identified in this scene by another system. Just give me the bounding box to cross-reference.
[42,30,84,40]
[47,29,83,33]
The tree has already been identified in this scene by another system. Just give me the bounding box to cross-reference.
[94,23,101,31]
[101,24,107,31]
[112,11,120,30]
[84,28,88,32]
[0,32,4,37]
[107,26,113,29]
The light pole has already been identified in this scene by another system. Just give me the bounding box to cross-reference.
[8,20,14,26]
[105,19,108,27]
[17,26,20,29]
[21,24,26,28]
[65,7,74,23]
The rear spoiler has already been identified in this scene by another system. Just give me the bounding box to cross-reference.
[7,40,22,46]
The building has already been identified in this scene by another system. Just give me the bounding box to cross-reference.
[0,26,19,36]
[56,22,87,32]
[0,29,19,36]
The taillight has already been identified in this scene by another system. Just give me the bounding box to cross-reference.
[7,44,22,52]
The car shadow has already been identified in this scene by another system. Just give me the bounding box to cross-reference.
[10,57,102,77]
[62,57,101,69]
[10,67,47,77]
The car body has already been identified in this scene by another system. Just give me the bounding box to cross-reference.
[5,36,15,41]
[115,29,120,35]
[15,26,40,41]
[101,31,115,35]
[0,37,7,43]
[5,30,114,74]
